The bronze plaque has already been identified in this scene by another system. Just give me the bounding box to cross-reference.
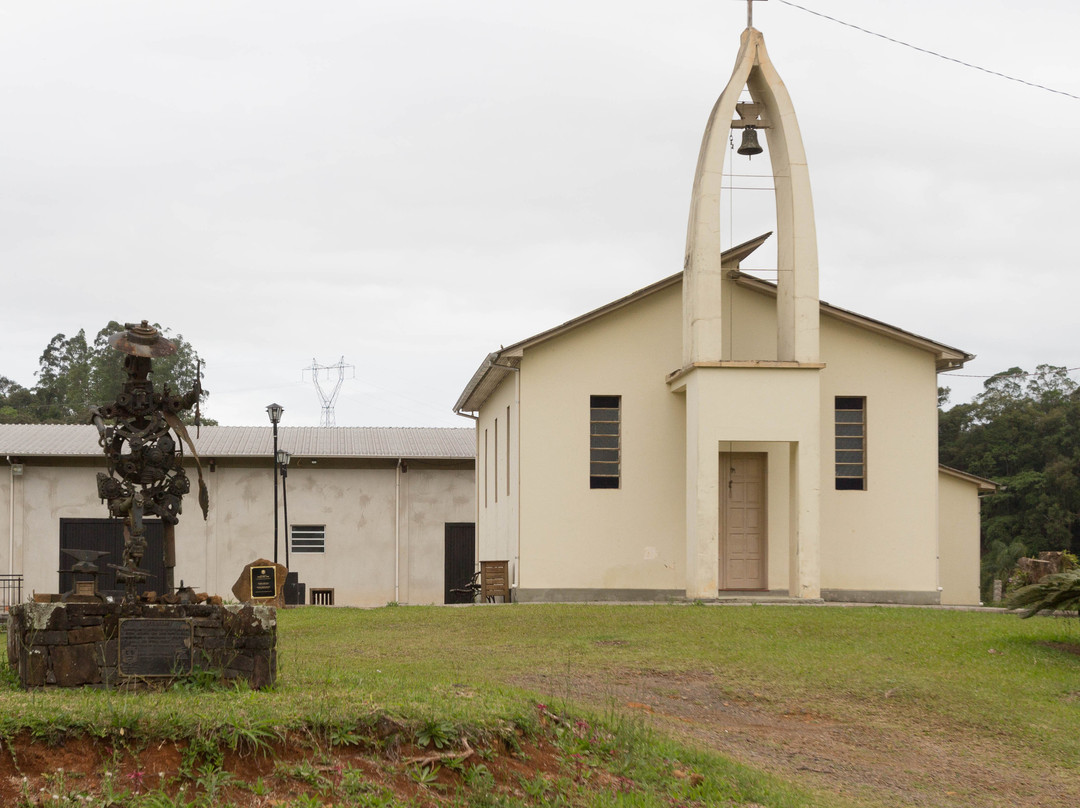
[118,618,193,677]
[250,565,277,599]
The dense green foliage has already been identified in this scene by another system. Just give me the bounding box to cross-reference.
[0,321,210,424]
[939,365,1080,594]
[1006,570,1080,618]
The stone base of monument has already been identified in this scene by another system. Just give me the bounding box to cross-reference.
[6,602,276,690]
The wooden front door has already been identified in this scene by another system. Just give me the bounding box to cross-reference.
[720,453,767,590]
[444,523,476,604]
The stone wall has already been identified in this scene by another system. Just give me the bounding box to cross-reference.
[6,602,276,690]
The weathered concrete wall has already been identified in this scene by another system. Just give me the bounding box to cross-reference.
[0,460,474,607]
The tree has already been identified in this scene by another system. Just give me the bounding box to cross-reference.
[940,364,1080,597]
[1,322,212,424]
[0,377,36,424]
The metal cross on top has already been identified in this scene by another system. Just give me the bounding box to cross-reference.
[742,0,767,29]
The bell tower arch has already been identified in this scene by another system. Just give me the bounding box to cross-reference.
[674,23,822,601]
[683,26,819,365]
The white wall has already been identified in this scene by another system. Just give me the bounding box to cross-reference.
[476,374,519,583]
[514,284,687,595]
[938,471,982,606]
[479,279,965,602]
[819,315,941,600]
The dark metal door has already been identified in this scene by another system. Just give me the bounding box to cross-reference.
[444,522,476,604]
[59,518,165,598]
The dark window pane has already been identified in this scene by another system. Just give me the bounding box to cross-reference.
[835,397,864,410]
[591,449,619,462]
[591,421,619,436]
[836,424,864,437]
[590,475,620,489]
[590,435,618,449]
[836,477,864,490]
[836,464,864,477]
[835,451,864,463]
[590,395,620,409]
[835,410,864,423]
[590,408,619,422]
[835,437,863,450]
[591,462,620,476]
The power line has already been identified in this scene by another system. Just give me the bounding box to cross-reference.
[940,366,1080,379]
[776,0,1080,101]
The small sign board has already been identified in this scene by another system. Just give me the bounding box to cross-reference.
[250,565,277,599]
[118,618,193,677]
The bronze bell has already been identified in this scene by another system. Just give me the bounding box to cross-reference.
[737,126,763,157]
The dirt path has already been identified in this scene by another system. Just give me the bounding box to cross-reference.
[519,667,1080,808]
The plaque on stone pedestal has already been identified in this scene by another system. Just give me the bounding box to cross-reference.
[250,566,276,599]
[232,558,288,606]
[118,618,193,677]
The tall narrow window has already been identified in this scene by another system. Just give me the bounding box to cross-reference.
[484,428,489,507]
[494,417,499,503]
[590,395,620,489]
[835,397,866,490]
[506,405,511,496]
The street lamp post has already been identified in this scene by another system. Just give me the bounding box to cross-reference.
[277,449,292,571]
[266,403,284,565]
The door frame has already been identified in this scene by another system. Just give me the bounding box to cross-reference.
[443,522,476,604]
[719,452,768,590]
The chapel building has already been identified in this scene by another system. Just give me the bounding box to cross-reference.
[454,25,994,605]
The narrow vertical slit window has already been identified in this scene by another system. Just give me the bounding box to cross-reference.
[590,395,621,489]
[494,417,499,503]
[506,405,511,497]
[835,396,866,490]
[484,428,489,507]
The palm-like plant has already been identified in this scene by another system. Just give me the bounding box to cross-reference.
[1005,570,1080,618]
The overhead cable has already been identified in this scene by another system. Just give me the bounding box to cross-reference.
[776,0,1080,101]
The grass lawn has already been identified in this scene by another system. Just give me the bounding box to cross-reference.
[1,603,1078,807]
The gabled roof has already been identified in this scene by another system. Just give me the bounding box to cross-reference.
[938,464,999,493]
[454,233,974,414]
[0,424,475,460]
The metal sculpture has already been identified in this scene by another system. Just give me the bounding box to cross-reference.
[89,321,208,600]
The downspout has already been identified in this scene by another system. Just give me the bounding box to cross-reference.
[395,458,402,604]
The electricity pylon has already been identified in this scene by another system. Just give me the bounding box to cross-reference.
[302,357,354,427]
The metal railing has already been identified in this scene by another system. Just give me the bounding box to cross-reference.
[0,574,23,614]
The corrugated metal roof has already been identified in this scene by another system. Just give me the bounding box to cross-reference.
[0,424,475,460]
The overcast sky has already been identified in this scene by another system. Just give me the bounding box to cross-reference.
[2,1,1078,427]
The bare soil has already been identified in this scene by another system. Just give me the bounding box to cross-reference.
[519,666,1080,808]
[0,730,570,807]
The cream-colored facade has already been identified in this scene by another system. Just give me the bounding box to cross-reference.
[0,426,474,607]
[455,25,994,605]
